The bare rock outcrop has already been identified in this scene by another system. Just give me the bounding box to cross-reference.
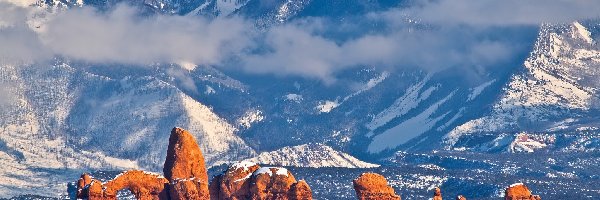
[76,173,111,200]
[163,127,209,181]
[76,171,168,200]
[163,127,210,200]
[209,162,313,200]
[250,167,298,199]
[210,161,260,199]
[433,187,442,200]
[505,183,541,200]
[104,170,169,199]
[353,173,401,200]
[288,180,312,200]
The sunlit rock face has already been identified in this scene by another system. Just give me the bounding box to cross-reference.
[353,173,401,200]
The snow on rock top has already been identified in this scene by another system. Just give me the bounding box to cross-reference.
[244,143,379,168]
[509,182,524,188]
[253,167,289,177]
[230,161,257,171]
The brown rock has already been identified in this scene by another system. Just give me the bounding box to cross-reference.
[213,161,261,200]
[288,180,313,200]
[433,187,442,200]
[76,170,168,200]
[505,183,541,200]
[209,174,223,200]
[250,167,297,200]
[163,127,210,200]
[209,163,312,200]
[353,173,401,200]
[88,179,112,200]
[76,173,93,199]
[456,195,467,200]
[163,127,208,181]
[169,178,210,200]
[76,174,113,200]
[103,170,169,200]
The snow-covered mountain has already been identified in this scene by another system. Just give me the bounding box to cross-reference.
[0,62,256,197]
[445,21,600,153]
[243,143,379,168]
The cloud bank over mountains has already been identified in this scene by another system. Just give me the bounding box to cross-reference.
[0,0,599,82]
[409,0,600,26]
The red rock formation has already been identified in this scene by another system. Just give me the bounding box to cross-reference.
[76,173,113,200]
[456,195,467,200]
[103,170,169,200]
[288,180,312,200]
[163,127,208,181]
[433,187,442,200]
[76,170,168,200]
[211,161,260,199]
[353,173,401,200]
[209,163,313,200]
[505,183,541,200]
[76,173,93,199]
[250,167,298,200]
[87,179,111,200]
[169,178,210,200]
[163,127,210,200]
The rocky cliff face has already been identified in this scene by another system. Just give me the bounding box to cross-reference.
[163,127,210,200]
[209,161,261,199]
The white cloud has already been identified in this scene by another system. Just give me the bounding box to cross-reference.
[0,0,599,83]
[39,5,252,66]
[408,0,600,26]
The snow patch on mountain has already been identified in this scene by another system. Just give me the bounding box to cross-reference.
[244,143,379,168]
[467,79,496,101]
[316,100,339,113]
[238,109,264,128]
[216,0,250,16]
[367,75,437,131]
[344,71,390,102]
[571,21,593,44]
[274,0,311,22]
[509,133,551,153]
[368,90,456,153]
[284,93,303,103]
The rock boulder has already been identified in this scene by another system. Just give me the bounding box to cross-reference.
[353,173,401,200]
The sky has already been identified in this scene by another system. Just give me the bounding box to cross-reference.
[0,0,599,84]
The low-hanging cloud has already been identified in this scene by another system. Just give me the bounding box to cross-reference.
[0,3,51,64]
[1,0,599,83]
[239,18,519,81]
[40,5,252,66]
[407,0,600,26]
